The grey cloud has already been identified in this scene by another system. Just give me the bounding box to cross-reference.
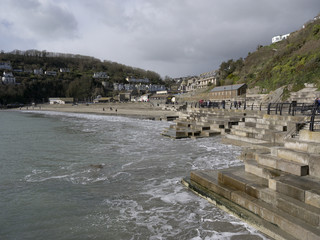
[1,0,320,77]
[1,0,78,40]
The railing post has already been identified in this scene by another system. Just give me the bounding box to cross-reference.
[310,106,316,131]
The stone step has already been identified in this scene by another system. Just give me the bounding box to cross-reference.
[223,132,269,144]
[217,166,268,198]
[232,124,266,134]
[210,123,225,130]
[285,139,320,154]
[190,169,235,200]
[259,188,320,227]
[200,130,220,137]
[256,153,309,176]
[269,175,320,209]
[161,128,188,139]
[238,121,256,128]
[230,128,279,143]
[244,159,283,179]
[299,130,320,143]
[256,122,287,132]
[272,147,311,164]
[231,191,320,240]
[188,169,320,240]
[175,121,192,127]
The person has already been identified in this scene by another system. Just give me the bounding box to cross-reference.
[221,100,225,109]
[316,98,320,113]
[234,100,238,109]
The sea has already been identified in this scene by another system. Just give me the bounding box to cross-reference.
[0,110,270,240]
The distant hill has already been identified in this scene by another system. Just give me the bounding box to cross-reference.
[217,14,320,98]
[0,50,163,104]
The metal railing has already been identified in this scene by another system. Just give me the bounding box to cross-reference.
[186,100,320,132]
[308,105,320,131]
[189,101,268,111]
[267,102,315,116]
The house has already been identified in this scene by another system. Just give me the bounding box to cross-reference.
[49,98,74,104]
[272,33,290,43]
[0,62,12,70]
[126,77,149,83]
[60,68,70,73]
[198,70,218,88]
[119,92,131,102]
[210,83,247,100]
[93,72,108,79]
[93,97,113,103]
[45,71,57,76]
[34,68,43,75]
[2,71,16,84]
[149,94,174,104]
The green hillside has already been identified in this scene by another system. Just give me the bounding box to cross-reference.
[218,15,320,98]
[0,51,162,104]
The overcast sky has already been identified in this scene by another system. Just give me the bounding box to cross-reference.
[0,0,319,78]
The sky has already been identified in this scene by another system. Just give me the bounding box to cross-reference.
[0,0,319,78]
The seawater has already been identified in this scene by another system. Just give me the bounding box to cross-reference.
[0,111,270,240]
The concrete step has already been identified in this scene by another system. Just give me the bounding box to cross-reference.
[285,139,320,154]
[244,159,283,179]
[231,191,320,240]
[188,169,320,240]
[218,166,268,198]
[269,175,320,209]
[256,122,287,132]
[200,130,220,137]
[190,169,235,200]
[238,121,256,128]
[175,121,192,127]
[272,147,311,164]
[223,132,269,144]
[256,153,309,176]
[161,128,188,139]
[232,125,266,134]
[259,188,320,227]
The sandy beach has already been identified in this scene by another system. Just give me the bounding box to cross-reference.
[20,102,180,120]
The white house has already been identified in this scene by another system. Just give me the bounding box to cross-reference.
[49,98,74,104]
[272,33,290,43]
[2,71,16,84]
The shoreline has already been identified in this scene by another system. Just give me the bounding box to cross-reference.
[16,102,180,120]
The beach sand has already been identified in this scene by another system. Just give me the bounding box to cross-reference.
[22,102,180,120]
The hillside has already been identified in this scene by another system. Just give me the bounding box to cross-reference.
[218,15,320,99]
[0,51,162,104]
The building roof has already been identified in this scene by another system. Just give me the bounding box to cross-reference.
[211,83,247,92]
